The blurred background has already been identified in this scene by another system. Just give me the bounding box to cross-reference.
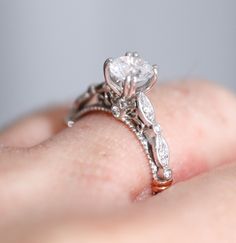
[0,0,235,127]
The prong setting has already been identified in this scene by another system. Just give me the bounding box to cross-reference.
[69,52,173,193]
[104,58,122,95]
[103,58,113,86]
[106,52,155,96]
[133,51,140,57]
[125,51,133,57]
[153,64,158,75]
[122,75,137,98]
[128,76,136,98]
[123,75,132,97]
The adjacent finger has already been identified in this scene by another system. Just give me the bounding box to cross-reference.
[0,105,68,147]
[6,162,236,243]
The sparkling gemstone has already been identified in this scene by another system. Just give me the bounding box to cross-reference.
[156,135,169,167]
[109,55,154,91]
[153,123,161,134]
[111,106,120,118]
[137,92,155,125]
[163,169,172,180]
[118,98,128,109]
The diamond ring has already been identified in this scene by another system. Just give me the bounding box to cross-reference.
[67,52,173,194]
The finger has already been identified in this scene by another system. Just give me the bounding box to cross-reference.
[29,162,236,243]
[151,81,236,180]
[1,81,236,225]
[0,105,68,148]
[33,81,236,205]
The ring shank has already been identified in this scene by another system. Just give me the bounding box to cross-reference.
[67,83,172,194]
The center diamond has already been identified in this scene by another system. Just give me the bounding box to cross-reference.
[109,55,154,91]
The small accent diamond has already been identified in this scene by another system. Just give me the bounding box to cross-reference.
[137,92,155,125]
[156,135,169,167]
[153,123,161,134]
[163,168,172,180]
[111,106,120,118]
[118,98,128,109]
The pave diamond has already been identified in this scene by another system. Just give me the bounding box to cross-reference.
[109,55,154,91]
[163,168,172,180]
[153,123,161,134]
[137,92,155,125]
[111,105,120,118]
[156,135,169,167]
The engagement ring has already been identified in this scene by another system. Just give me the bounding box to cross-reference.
[67,52,173,194]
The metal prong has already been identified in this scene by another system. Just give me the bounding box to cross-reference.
[128,76,136,97]
[125,51,133,57]
[144,64,158,93]
[151,64,158,85]
[153,64,158,76]
[103,58,121,95]
[133,51,139,57]
[123,75,132,97]
[123,75,136,98]
[103,58,113,86]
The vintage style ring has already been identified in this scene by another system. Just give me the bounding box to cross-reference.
[67,52,173,194]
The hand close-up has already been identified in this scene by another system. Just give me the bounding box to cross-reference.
[0,81,236,243]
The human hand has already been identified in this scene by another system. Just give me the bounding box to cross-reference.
[0,81,236,243]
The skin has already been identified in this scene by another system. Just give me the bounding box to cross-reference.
[0,80,236,242]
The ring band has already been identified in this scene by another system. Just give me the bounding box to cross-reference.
[67,52,173,194]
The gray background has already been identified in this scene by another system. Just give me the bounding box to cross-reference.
[0,0,235,127]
